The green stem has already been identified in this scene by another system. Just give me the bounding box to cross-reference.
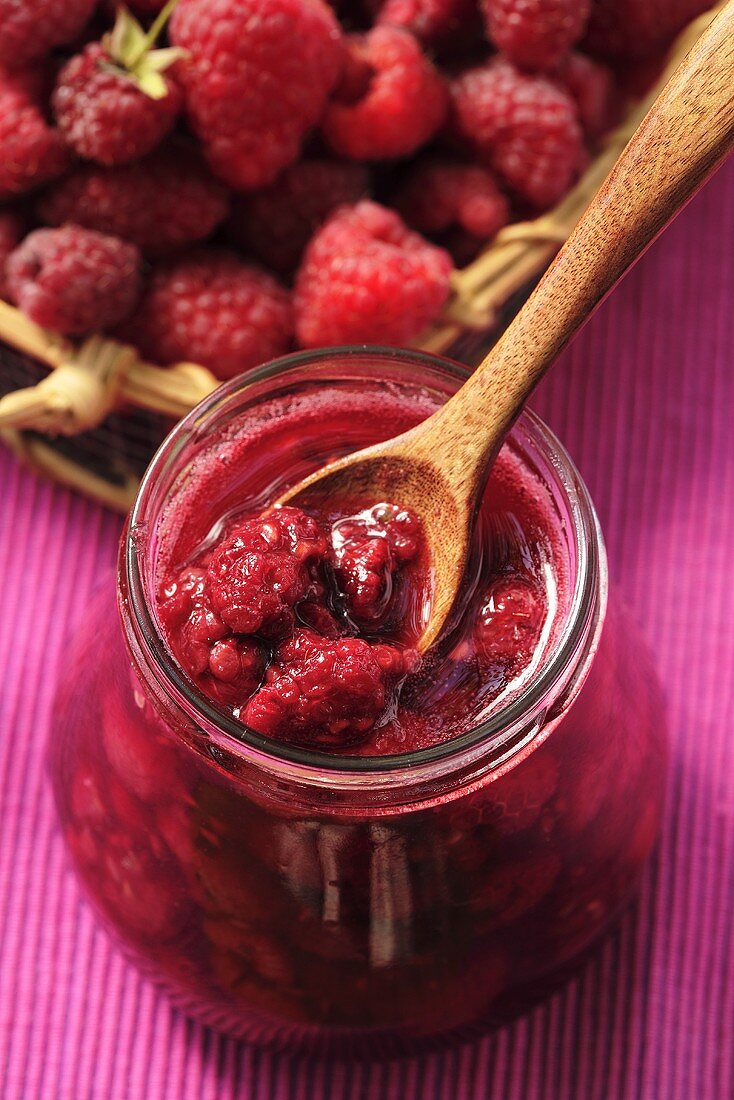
[128,0,181,66]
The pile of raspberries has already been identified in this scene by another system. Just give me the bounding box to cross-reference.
[0,0,710,379]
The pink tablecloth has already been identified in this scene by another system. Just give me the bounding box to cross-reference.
[2,159,733,1100]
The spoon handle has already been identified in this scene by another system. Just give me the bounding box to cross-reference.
[425,0,734,486]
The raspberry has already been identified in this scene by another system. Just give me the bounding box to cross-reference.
[331,504,422,627]
[0,0,95,68]
[294,201,453,347]
[121,249,293,380]
[170,0,344,190]
[243,630,390,747]
[323,27,448,161]
[584,0,712,61]
[206,508,327,636]
[481,0,590,72]
[53,42,182,166]
[375,0,480,48]
[6,226,142,337]
[451,58,584,209]
[0,210,24,300]
[473,575,546,673]
[554,52,617,140]
[38,148,229,255]
[207,637,267,706]
[394,158,510,240]
[228,159,369,276]
[0,71,69,199]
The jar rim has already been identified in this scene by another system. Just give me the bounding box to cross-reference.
[125,346,606,789]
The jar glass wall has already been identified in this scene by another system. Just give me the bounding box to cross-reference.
[50,349,667,1056]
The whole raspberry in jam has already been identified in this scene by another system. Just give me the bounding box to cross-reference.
[451,58,584,209]
[170,0,344,190]
[331,505,422,627]
[554,52,617,140]
[38,148,229,256]
[394,158,510,241]
[0,71,70,199]
[7,226,142,337]
[53,35,182,166]
[228,159,370,276]
[473,575,545,673]
[121,249,293,379]
[0,210,24,300]
[0,0,95,68]
[323,27,448,162]
[207,508,328,637]
[244,630,401,747]
[481,0,590,72]
[295,201,453,347]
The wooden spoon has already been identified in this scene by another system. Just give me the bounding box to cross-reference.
[280,1,734,652]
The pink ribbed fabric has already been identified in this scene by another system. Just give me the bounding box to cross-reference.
[1,160,733,1099]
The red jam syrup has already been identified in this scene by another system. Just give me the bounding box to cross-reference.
[156,385,566,754]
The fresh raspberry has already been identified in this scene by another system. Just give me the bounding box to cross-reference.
[554,51,617,140]
[122,249,293,379]
[473,575,545,673]
[481,0,590,72]
[38,148,229,255]
[170,0,344,191]
[206,508,328,636]
[0,71,69,199]
[375,0,480,48]
[243,630,390,747]
[0,0,96,68]
[294,201,453,347]
[331,504,422,627]
[451,58,584,209]
[323,27,448,161]
[0,210,24,299]
[53,42,182,166]
[228,159,370,276]
[584,0,712,61]
[6,226,142,337]
[394,158,510,240]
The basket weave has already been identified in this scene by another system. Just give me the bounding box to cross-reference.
[0,3,722,512]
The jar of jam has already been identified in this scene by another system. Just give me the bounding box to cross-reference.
[50,348,667,1056]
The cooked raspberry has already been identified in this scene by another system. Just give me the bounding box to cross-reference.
[38,148,229,256]
[0,210,24,299]
[0,72,70,199]
[375,0,480,48]
[170,0,344,190]
[228,159,369,276]
[331,504,423,627]
[158,567,209,633]
[584,0,712,61]
[243,630,390,747]
[294,201,453,347]
[451,58,584,209]
[207,636,267,705]
[207,508,327,636]
[554,51,617,139]
[394,158,510,240]
[6,226,142,337]
[473,575,546,672]
[121,249,293,380]
[481,0,590,71]
[53,43,182,166]
[0,0,95,68]
[322,27,448,161]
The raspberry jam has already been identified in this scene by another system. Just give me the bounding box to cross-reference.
[50,349,666,1055]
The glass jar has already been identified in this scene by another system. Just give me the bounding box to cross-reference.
[50,348,667,1057]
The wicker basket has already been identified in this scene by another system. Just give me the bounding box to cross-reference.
[0,3,722,512]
